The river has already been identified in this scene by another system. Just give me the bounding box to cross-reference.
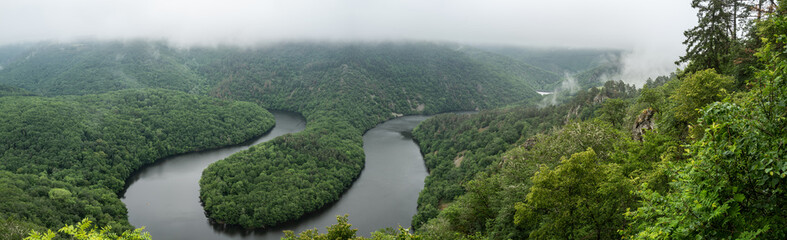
[122,112,431,239]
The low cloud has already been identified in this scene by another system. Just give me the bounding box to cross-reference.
[0,0,696,81]
[617,45,685,87]
[539,73,581,108]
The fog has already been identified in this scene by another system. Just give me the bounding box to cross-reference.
[0,0,696,83]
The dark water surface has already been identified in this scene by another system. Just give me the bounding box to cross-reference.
[122,113,431,239]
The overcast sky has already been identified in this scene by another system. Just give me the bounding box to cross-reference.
[0,0,697,83]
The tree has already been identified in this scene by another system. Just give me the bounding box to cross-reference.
[441,175,499,235]
[625,7,786,239]
[514,148,633,240]
[596,98,628,128]
[24,219,150,240]
[679,0,735,72]
[282,215,360,240]
[670,69,734,125]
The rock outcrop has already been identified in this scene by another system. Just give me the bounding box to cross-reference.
[632,108,656,141]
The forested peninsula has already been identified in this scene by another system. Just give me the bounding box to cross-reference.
[0,89,274,239]
[4,1,785,239]
[285,1,787,239]
[0,40,620,238]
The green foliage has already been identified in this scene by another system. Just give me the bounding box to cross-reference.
[282,215,359,240]
[439,175,500,235]
[679,0,735,72]
[283,215,424,240]
[24,218,150,240]
[200,120,365,228]
[197,42,567,228]
[670,69,734,124]
[0,41,210,96]
[1,88,274,192]
[415,119,631,239]
[405,2,786,240]
[624,101,786,239]
[679,0,768,83]
[619,131,679,194]
[0,84,36,97]
[514,148,634,239]
[0,89,274,236]
[0,41,609,231]
[636,85,666,112]
[369,227,423,240]
[624,8,787,239]
[571,63,624,90]
[478,46,623,80]
[192,43,542,128]
[1,218,41,240]
[410,81,638,233]
[459,48,563,91]
[46,188,71,201]
[282,215,358,240]
[0,171,129,238]
[596,98,629,128]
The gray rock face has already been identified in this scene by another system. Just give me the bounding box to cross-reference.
[632,108,656,141]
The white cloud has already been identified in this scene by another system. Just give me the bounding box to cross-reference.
[0,0,697,81]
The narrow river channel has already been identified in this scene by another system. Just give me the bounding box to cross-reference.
[122,112,431,239]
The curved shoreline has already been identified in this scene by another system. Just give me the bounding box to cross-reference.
[122,113,440,239]
[121,111,307,240]
[118,111,300,198]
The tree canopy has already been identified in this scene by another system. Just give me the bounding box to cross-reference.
[0,89,274,238]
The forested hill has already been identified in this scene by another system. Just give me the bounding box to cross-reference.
[0,42,618,99]
[190,42,587,128]
[475,46,623,90]
[192,43,619,228]
[191,42,550,228]
[0,89,275,239]
[285,5,786,236]
[0,84,35,97]
[0,41,211,96]
[410,80,638,233]
[479,46,621,74]
[0,41,622,232]
[390,2,785,239]
[0,41,621,130]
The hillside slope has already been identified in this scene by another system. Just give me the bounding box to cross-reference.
[0,89,274,238]
[191,42,547,228]
[0,41,209,96]
[0,41,622,230]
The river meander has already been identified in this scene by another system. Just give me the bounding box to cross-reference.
[122,112,431,239]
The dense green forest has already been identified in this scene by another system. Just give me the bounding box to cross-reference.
[477,46,623,90]
[0,41,212,96]
[0,84,36,97]
[410,80,638,232]
[0,89,274,239]
[0,40,616,236]
[0,42,606,99]
[194,43,547,228]
[6,0,785,239]
[278,1,785,239]
[395,1,785,239]
[479,46,621,73]
[194,43,620,228]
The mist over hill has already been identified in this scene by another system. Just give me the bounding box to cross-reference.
[0,39,624,233]
[0,40,622,98]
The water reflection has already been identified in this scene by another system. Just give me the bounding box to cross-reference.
[123,113,451,239]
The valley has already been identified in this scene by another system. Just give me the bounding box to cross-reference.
[2,4,785,237]
[0,41,622,239]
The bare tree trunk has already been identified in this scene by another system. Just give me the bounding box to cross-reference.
[733,0,738,40]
